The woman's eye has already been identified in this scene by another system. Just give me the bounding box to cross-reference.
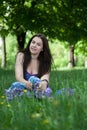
[37,43,41,46]
[32,40,35,44]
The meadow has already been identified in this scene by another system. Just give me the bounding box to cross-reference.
[0,67,87,130]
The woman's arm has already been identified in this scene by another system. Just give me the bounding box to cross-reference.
[15,52,32,89]
[15,52,24,82]
[38,72,50,91]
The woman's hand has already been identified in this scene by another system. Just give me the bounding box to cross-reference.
[24,81,32,90]
[37,81,48,91]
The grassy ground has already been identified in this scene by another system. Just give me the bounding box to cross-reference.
[0,68,87,130]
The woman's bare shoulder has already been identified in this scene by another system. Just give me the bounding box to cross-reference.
[16,52,24,58]
[16,52,24,63]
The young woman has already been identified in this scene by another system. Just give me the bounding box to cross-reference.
[5,33,53,100]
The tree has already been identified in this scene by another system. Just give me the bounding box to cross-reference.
[1,36,6,67]
[1,0,87,68]
[1,0,87,42]
[0,0,9,67]
[48,0,87,67]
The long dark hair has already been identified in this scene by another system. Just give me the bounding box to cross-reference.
[21,33,52,78]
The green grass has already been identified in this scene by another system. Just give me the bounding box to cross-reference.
[0,68,87,130]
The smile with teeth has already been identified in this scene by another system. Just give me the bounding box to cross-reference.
[31,47,37,51]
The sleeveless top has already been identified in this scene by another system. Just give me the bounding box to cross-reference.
[24,71,38,80]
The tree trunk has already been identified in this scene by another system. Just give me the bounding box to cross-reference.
[16,32,26,51]
[1,36,6,68]
[68,45,75,68]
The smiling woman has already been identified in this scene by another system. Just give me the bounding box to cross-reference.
[30,37,43,55]
[5,33,53,100]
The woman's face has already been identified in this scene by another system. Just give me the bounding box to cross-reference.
[29,36,43,55]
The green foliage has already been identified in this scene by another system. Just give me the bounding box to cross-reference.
[49,41,68,69]
[1,0,87,68]
[5,34,17,68]
[6,34,17,54]
[75,55,85,67]
[0,68,87,130]
[1,0,87,44]
[75,40,87,56]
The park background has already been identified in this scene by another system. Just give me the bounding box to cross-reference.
[0,0,87,130]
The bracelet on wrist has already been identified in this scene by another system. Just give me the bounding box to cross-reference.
[41,79,49,84]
